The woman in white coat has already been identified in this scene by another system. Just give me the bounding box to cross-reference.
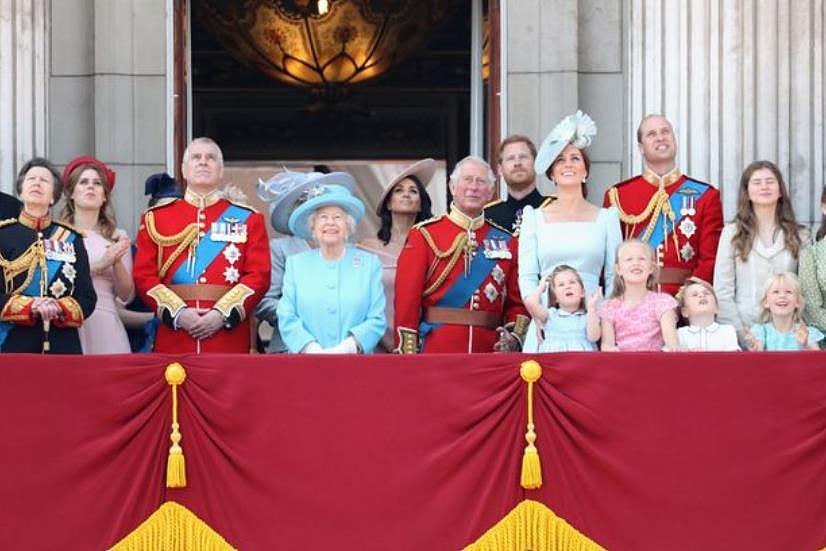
[713,160,809,340]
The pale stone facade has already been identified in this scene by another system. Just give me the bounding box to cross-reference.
[1,0,822,234]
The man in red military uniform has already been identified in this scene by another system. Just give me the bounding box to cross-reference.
[133,137,270,353]
[394,156,528,353]
[603,114,723,295]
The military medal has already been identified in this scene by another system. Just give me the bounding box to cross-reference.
[678,217,696,239]
[222,243,241,265]
[680,242,695,262]
[482,238,512,260]
[61,263,77,283]
[44,239,76,263]
[212,220,248,243]
[223,265,240,284]
[491,264,505,285]
[49,279,67,298]
[483,282,499,303]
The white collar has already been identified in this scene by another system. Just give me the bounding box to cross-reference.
[685,322,720,334]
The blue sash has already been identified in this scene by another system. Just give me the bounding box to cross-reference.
[419,226,511,339]
[646,179,709,250]
[0,230,76,350]
[170,204,251,284]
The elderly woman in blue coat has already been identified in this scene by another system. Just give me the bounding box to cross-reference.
[277,182,386,353]
[256,170,357,352]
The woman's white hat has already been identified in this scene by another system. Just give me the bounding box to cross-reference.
[534,110,597,176]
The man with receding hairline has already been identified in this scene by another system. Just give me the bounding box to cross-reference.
[603,114,723,295]
[133,137,270,353]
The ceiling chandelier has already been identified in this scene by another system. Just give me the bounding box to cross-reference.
[198,0,452,89]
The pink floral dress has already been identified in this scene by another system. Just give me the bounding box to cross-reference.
[598,291,678,351]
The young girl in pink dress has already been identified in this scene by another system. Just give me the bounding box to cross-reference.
[598,239,679,351]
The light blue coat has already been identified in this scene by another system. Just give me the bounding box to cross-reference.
[277,246,386,353]
[255,235,311,353]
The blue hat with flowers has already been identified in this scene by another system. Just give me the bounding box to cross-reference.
[534,110,598,176]
[288,180,365,241]
[257,170,355,235]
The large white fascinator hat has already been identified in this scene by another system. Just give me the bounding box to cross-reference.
[534,110,597,176]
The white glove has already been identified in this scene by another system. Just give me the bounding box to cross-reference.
[321,336,359,354]
[303,341,323,354]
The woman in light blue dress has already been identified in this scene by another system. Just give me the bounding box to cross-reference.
[518,111,622,352]
[277,182,386,354]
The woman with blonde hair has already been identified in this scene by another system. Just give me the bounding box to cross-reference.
[713,160,809,342]
[60,156,133,354]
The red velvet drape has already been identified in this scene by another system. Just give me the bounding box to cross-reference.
[0,352,824,550]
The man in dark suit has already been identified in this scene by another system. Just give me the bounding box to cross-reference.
[0,191,22,219]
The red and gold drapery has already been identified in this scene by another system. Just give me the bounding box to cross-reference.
[0,352,824,550]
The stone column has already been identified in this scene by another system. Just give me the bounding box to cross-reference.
[0,0,49,195]
[627,0,824,226]
[504,0,579,195]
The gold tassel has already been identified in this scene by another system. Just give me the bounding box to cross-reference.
[165,362,187,488]
[463,499,606,551]
[519,360,543,490]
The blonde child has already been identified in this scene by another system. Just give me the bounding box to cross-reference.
[744,272,824,351]
[524,264,601,352]
[676,277,740,351]
[598,239,679,351]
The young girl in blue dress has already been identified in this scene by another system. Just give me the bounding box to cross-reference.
[524,264,601,351]
[745,272,824,351]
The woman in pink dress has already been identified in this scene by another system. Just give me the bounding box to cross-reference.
[60,157,133,354]
[357,159,435,352]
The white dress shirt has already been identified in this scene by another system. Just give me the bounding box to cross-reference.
[677,322,741,351]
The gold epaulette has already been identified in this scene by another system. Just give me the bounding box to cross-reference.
[537,195,557,209]
[0,217,17,228]
[484,198,504,209]
[486,219,513,236]
[413,214,444,230]
[612,175,639,188]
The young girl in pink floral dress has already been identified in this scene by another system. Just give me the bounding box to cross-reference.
[598,239,679,351]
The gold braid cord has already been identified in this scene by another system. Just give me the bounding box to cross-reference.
[0,240,45,295]
[144,211,199,279]
[608,187,677,244]
[165,362,187,489]
[419,227,467,297]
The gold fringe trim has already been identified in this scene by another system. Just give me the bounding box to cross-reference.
[165,363,187,488]
[109,501,236,551]
[519,360,543,490]
[463,499,605,551]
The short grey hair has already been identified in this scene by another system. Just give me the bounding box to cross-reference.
[449,155,496,188]
[182,137,224,166]
[307,209,358,243]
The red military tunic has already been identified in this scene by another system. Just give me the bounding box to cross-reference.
[394,207,527,353]
[603,167,724,295]
[133,188,270,353]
